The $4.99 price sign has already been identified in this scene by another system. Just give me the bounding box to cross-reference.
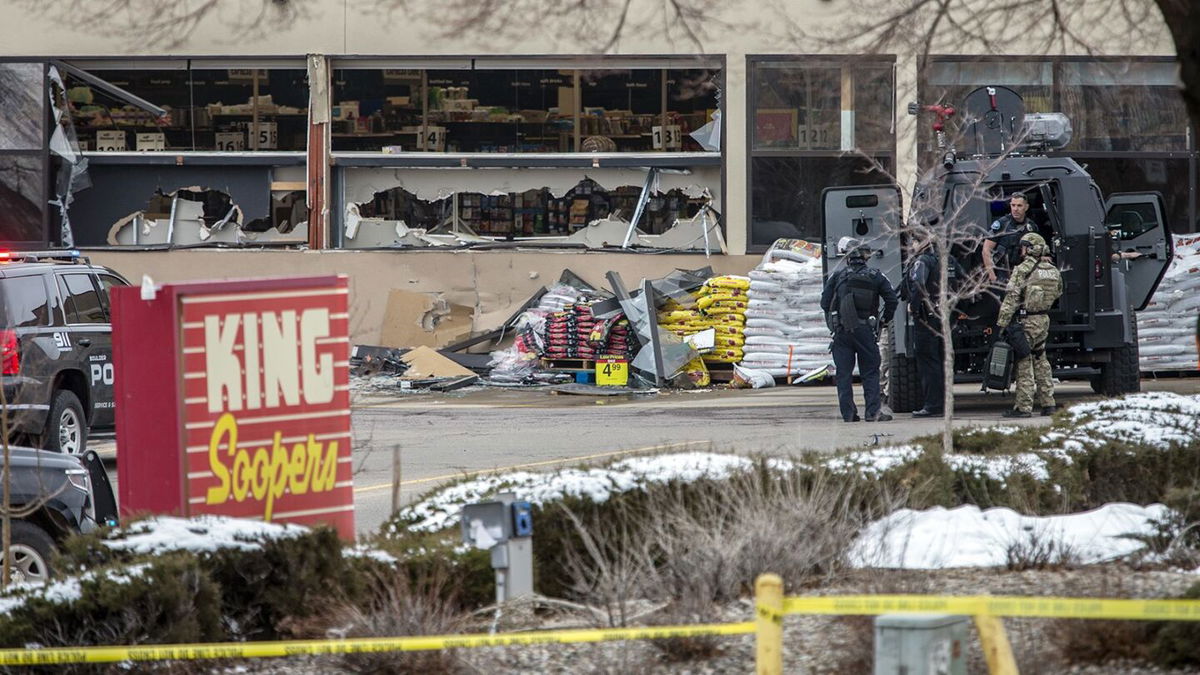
[595,359,628,386]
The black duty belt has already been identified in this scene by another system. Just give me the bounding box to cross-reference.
[1021,310,1049,316]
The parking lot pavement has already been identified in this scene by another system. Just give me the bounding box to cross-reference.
[100,376,1200,534]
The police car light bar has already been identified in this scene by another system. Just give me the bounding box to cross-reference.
[0,250,87,264]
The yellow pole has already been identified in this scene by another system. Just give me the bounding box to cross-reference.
[755,574,784,675]
[974,614,1019,675]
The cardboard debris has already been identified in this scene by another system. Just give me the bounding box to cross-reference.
[380,289,474,348]
[399,345,476,379]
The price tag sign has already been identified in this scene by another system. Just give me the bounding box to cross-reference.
[215,132,245,152]
[595,359,629,386]
[651,125,682,150]
[135,132,166,152]
[95,130,126,152]
[253,122,278,150]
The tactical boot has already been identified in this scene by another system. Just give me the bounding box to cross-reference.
[1002,409,1032,418]
[843,414,861,423]
[1040,406,1057,416]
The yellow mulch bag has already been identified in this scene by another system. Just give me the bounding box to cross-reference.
[703,348,744,362]
[696,293,749,310]
[701,300,749,315]
[711,324,745,337]
[704,275,751,292]
[677,357,711,388]
[714,336,745,348]
[706,313,746,325]
[658,310,703,324]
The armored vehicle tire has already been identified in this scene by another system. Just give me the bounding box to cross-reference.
[1092,343,1141,396]
[886,330,921,413]
[42,390,87,455]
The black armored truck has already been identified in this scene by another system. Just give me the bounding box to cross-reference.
[822,86,1173,412]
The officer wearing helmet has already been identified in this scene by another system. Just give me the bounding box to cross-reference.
[821,237,899,422]
[996,232,1063,417]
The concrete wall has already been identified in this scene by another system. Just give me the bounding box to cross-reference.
[88,248,761,345]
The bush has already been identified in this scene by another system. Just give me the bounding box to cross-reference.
[202,526,366,639]
[1150,579,1200,668]
[0,552,222,653]
[331,565,467,675]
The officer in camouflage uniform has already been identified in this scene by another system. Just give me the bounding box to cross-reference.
[997,232,1063,418]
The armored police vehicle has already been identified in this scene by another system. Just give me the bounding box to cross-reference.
[822,86,1173,412]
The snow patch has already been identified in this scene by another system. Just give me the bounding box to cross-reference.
[104,515,308,555]
[849,503,1170,569]
[821,445,923,477]
[944,452,1050,482]
[0,563,150,615]
[396,452,793,534]
[346,545,399,565]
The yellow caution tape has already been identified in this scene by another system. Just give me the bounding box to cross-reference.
[9,594,1200,665]
[782,595,1200,621]
[0,622,755,666]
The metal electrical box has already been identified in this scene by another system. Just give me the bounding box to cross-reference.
[874,614,969,675]
[460,493,534,603]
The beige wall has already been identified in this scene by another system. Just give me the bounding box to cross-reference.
[89,249,761,345]
[4,1,1179,323]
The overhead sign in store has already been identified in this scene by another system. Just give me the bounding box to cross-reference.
[112,276,355,538]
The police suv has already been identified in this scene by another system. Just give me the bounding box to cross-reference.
[0,251,128,453]
[823,86,1173,412]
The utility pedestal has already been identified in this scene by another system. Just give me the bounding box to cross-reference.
[874,614,968,675]
[461,493,534,603]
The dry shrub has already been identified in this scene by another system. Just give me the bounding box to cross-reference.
[559,466,900,664]
[330,565,467,675]
[1004,527,1080,571]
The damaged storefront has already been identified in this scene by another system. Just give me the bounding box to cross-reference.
[350,239,831,395]
[4,55,726,253]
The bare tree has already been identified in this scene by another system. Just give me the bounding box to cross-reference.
[13,0,313,49]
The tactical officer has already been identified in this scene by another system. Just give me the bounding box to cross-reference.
[982,193,1037,284]
[905,242,963,418]
[821,239,899,422]
[997,232,1063,418]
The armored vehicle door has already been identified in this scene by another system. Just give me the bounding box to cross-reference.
[821,186,906,349]
[1103,192,1173,311]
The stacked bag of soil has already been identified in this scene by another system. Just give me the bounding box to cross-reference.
[740,240,833,377]
[1138,233,1200,372]
[543,302,634,362]
[696,275,750,364]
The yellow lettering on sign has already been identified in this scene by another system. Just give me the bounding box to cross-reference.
[204,413,341,520]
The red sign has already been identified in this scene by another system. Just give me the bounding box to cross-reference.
[112,276,354,538]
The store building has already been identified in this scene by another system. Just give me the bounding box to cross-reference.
[0,1,1191,341]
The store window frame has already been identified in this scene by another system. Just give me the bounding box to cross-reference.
[0,59,52,248]
[746,54,898,252]
[328,54,727,248]
[60,56,310,154]
[328,54,725,156]
[923,54,1199,233]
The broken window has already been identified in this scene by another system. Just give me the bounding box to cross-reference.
[0,63,49,244]
[330,60,721,154]
[345,178,714,248]
[61,62,309,152]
